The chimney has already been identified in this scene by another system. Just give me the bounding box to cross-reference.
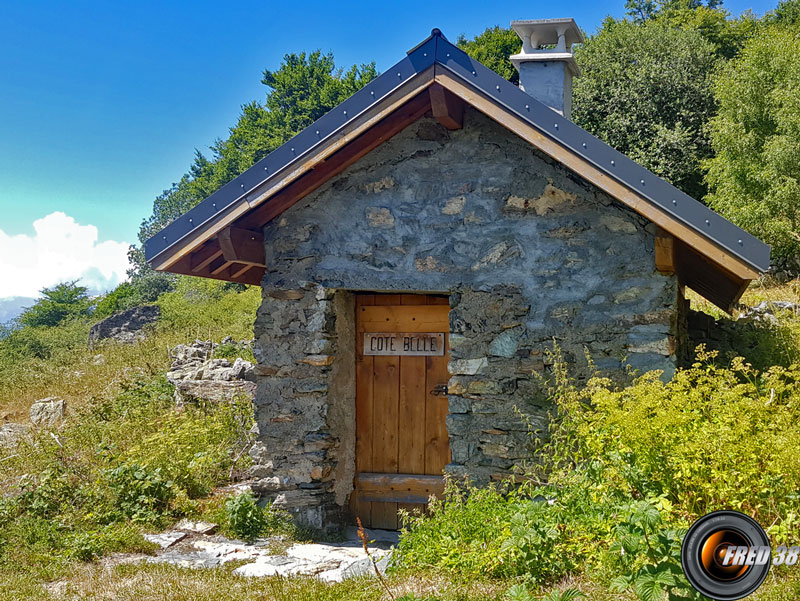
[509,19,583,119]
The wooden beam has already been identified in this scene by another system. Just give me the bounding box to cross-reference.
[429,83,463,130]
[655,228,675,274]
[190,242,224,273]
[231,263,254,279]
[242,91,432,228]
[218,226,266,267]
[433,68,760,282]
[209,257,233,276]
[355,473,444,504]
[675,240,747,313]
[166,254,264,285]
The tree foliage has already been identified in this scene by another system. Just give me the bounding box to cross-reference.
[17,282,92,328]
[456,26,520,84]
[705,24,800,271]
[572,19,718,199]
[130,51,377,275]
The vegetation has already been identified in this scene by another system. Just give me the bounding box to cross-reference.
[705,23,800,270]
[0,278,259,419]
[572,19,718,199]
[394,336,800,599]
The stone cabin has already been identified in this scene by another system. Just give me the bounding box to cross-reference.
[145,20,770,530]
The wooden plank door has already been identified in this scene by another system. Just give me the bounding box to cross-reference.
[350,293,451,529]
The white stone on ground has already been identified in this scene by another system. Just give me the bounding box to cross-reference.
[138,528,394,583]
[143,531,187,549]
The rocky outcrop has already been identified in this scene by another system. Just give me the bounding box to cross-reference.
[0,423,29,448]
[88,305,160,345]
[29,397,65,427]
[167,340,256,404]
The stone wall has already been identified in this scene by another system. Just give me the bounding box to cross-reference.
[250,108,680,528]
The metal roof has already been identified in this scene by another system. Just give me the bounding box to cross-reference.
[145,29,770,274]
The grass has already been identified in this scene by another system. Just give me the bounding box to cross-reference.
[1,276,799,599]
[0,278,260,419]
[686,275,800,368]
[2,563,800,601]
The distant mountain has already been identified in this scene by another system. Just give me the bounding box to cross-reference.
[0,297,36,325]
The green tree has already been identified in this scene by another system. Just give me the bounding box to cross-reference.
[457,26,521,84]
[655,6,758,58]
[768,0,800,25]
[704,25,800,271]
[572,19,718,199]
[625,0,722,23]
[130,52,377,275]
[17,282,92,328]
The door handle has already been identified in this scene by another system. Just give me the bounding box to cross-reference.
[430,384,448,396]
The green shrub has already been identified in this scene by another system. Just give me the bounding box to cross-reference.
[156,278,260,343]
[546,349,800,535]
[104,464,176,524]
[224,492,269,542]
[395,350,800,597]
[94,273,175,318]
[394,480,573,583]
[219,491,296,542]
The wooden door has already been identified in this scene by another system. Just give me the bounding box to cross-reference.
[350,294,451,530]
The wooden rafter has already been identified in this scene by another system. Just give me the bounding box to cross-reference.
[428,83,463,130]
[218,226,266,267]
[190,241,224,273]
[654,229,675,274]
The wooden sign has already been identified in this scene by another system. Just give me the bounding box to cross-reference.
[363,332,445,356]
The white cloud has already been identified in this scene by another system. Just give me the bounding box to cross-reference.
[0,212,130,298]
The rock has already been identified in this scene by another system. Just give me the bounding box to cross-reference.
[174,380,256,405]
[88,305,160,345]
[29,398,65,427]
[448,357,488,375]
[0,423,30,448]
[143,531,187,549]
[166,340,256,404]
[365,207,395,228]
[174,520,218,535]
[298,355,334,367]
[489,329,521,358]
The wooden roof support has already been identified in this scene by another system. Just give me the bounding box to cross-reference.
[167,253,264,285]
[429,83,463,130]
[655,229,675,274]
[218,226,266,267]
[191,241,224,273]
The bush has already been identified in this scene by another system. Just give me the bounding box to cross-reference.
[94,273,175,319]
[395,350,800,598]
[547,349,800,533]
[222,492,294,542]
[224,492,269,542]
[0,375,254,566]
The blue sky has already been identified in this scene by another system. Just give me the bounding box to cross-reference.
[0,0,779,300]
